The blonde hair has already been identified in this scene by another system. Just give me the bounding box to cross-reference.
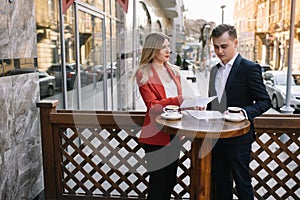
[131,32,180,84]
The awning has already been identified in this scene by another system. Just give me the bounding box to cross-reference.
[164,9,178,18]
[62,0,74,14]
[157,0,176,8]
[157,0,178,19]
[116,0,129,13]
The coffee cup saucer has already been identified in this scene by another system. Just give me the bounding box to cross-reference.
[161,113,183,120]
[223,113,245,122]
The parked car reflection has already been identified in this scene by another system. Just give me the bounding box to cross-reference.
[85,64,116,81]
[38,71,56,97]
[3,68,56,98]
[85,65,105,81]
[47,63,91,91]
[263,71,300,111]
[106,62,117,78]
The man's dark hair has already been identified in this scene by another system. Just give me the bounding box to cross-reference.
[210,24,237,39]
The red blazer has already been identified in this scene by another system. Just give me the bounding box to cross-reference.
[136,64,183,146]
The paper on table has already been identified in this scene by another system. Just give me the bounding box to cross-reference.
[185,110,223,119]
[180,96,217,108]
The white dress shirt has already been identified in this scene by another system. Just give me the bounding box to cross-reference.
[215,53,238,102]
[162,79,178,98]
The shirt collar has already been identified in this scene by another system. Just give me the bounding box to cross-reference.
[219,53,239,68]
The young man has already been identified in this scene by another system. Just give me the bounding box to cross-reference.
[208,24,271,200]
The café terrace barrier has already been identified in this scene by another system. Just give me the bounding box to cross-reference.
[37,100,299,200]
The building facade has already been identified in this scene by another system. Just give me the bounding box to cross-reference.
[34,0,182,110]
[234,0,256,61]
[1,0,183,110]
[234,0,300,71]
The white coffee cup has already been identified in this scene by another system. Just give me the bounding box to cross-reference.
[163,105,180,116]
[227,107,242,119]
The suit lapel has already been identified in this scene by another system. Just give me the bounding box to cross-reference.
[149,65,165,99]
[225,54,242,90]
[210,65,219,96]
[148,64,182,99]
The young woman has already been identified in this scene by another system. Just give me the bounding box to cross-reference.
[132,32,183,200]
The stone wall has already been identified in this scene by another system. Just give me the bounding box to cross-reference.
[0,0,44,197]
[0,73,43,200]
[0,0,42,199]
[0,0,37,58]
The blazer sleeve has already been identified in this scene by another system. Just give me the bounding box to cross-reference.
[243,62,271,121]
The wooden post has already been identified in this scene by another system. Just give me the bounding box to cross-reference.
[190,138,212,200]
[37,100,59,200]
[191,139,202,200]
[199,139,212,200]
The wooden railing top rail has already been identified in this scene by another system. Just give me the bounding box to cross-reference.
[57,109,146,115]
[49,112,145,127]
[254,113,300,131]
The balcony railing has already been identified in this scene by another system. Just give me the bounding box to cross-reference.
[37,100,299,199]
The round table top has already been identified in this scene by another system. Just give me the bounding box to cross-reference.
[156,111,251,139]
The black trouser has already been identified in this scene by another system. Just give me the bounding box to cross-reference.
[143,135,181,200]
[212,141,253,200]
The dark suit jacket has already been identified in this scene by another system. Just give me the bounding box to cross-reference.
[208,54,271,144]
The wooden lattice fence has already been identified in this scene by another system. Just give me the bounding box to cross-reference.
[38,101,299,200]
[252,114,300,200]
